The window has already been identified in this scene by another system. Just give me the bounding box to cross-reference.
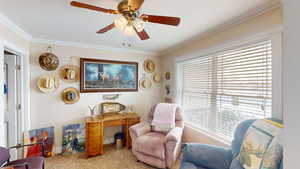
[177,40,272,140]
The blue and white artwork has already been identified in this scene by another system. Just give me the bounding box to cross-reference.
[81,59,138,92]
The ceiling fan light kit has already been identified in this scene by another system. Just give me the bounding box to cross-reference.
[114,16,144,36]
[70,0,181,40]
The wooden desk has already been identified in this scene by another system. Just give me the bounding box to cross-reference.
[85,113,140,157]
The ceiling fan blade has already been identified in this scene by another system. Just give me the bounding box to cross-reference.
[128,0,145,11]
[97,23,115,33]
[70,1,118,14]
[141,14,181,26]
[134,28,150,40]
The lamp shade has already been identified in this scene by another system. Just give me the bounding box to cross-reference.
[133,19,144,32]
[114,16,128,30]
[123,25,135,36]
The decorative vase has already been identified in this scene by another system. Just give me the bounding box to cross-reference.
[88,105,97,117]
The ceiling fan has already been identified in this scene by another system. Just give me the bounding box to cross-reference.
[70,0,181,40]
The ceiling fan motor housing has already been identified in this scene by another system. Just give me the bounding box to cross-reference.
[118,0,138,21]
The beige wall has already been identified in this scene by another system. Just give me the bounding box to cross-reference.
[29,42,163,153]
[161,8,283,145]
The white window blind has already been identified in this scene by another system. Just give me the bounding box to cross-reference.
[180,40,272,140]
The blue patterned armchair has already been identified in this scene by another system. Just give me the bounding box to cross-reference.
[180,120,283,169]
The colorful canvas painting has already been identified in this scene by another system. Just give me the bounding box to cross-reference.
[24,126,54,158]
[80,58,138,92]
[62,123,85,155]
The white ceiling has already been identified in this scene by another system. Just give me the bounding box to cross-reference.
[0,0,279,54]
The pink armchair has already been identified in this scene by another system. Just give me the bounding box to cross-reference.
[129,104,184,169]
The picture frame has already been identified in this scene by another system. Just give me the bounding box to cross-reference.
[101,102,126,115]
[80,58,138,93]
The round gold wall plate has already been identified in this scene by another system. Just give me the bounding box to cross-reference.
[59,65,80,83]
[61,87,80,104]
[165,72,171,80]
[139,78,152,90]
[37,74,60,93]
[152,73,161,83]
[143,59,155,73]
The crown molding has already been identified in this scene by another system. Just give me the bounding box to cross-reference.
[160,1,282,57]
[0,13,32,41]
[31,38,159,56]
[0,13,158,56]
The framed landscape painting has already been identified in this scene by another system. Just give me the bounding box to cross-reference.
[80,58,138,92]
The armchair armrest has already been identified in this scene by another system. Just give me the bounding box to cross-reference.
[129,121,151,138]
[164,127,184,168]
[7,162,29,169]
[181,143,232,169]
[9,142,45,157]
[165,127,183,143]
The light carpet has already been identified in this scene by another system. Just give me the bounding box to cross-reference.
[46,146,180,169]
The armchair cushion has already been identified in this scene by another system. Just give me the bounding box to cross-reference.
[180,161,208,169]
[181,143,232,169]
[129,121,151,138]
[135,132,166,160]
[7,156,44,169]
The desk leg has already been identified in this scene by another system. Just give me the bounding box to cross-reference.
[100,121,104,155]
[124,119,129,148]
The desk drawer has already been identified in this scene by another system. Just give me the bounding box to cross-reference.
[87,136,102,143]
[87,141,101,149]
[104,119,125,127]
[87,129,101,137]
[87,145,101,156]
[86,136,102,156]
[87,122,101,129]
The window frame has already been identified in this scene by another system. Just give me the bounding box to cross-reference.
[175,30,282,142]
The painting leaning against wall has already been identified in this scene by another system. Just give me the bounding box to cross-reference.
[62,123,85,155]
[80,58,138,93]
[24,126,54,158]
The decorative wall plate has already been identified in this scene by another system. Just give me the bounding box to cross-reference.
[59,65,80,83]
[61,87,80,104]
[37,74,60,93]
[143,59,155,73]
[101,102,126,115]
[139,77,152,90]
[39,52,59,71]
[165,72,171,80]
[103,94,121,101]
[152,73,161,83]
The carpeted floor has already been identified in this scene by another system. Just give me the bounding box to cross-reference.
[46,145,180,169]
